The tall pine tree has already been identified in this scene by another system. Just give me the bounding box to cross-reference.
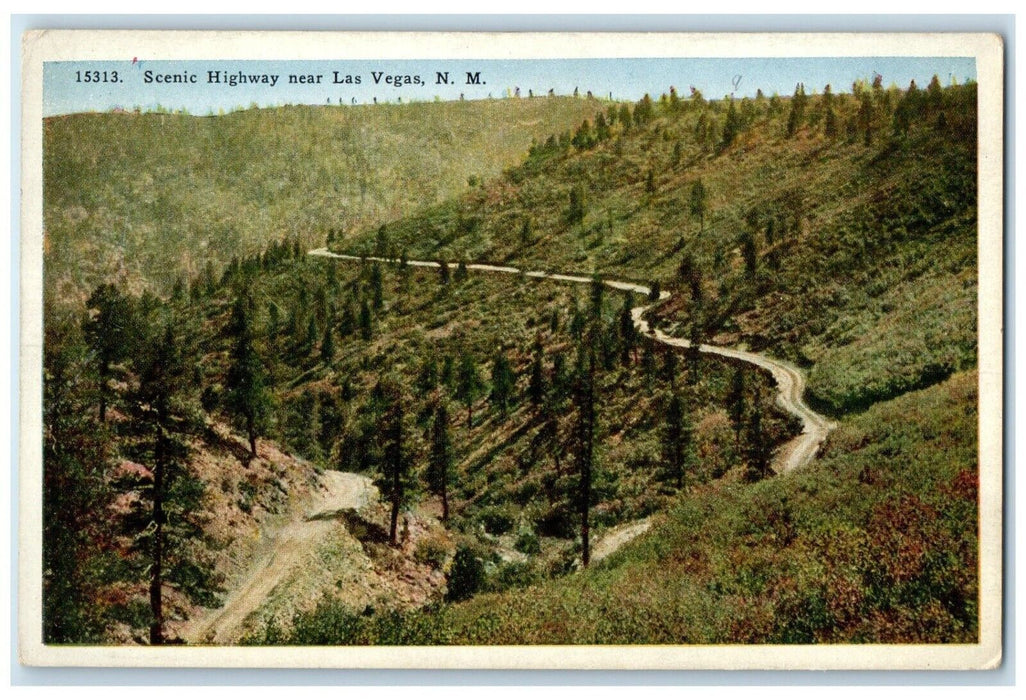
[489,349,516,416]
[573,341,597,568]
[428,402,453,521]
[456,351,484,427]
[225,296,270,456]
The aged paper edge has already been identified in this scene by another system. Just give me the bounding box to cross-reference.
[18,29,1005,670]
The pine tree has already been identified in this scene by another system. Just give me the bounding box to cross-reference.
[339,301,356,337]
[567,185,586,225]
[857,92,875,146]
[317,389,342,461]
[634,93,654,125]
[573,343,597,568]
[661,392,693,488]
[320,326,335,364]
[927,74,944,113]
[527,338,547,406]
[267,301,281,336]
[489,349,515,416]
[727,368,746,443]
[740,231,759,279]
[607,103,618,125]
[570,304,586,340]
[618,293,637,365]
[416,353,439,395]
[662,347,678,388]
[132,323,215,644]
[678,253,703,303]
[428,402,452,521]
[84,283,132,422]
[743,387,772,481]
[618,104,632,131]
[376,377,410,545]
[648,280,662,302]
[520,218,533,246]
[374,225,389,257]
[823,84,838,139]
[370,262,384,310]
[140,324,179,644]
[446,545,484,601]
[641,341,656,391]
[590,275,604,320]
[720,98,740,149]
[456,352,483,427]
[571,119,594,149]
[203,259,217,296]
[305,316,318,356]
[225,297,270,457]
[786,82,807,138]
[686,320,703,384]
[689,179,708,233]
[359,299,373,341]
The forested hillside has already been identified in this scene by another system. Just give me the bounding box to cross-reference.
[43,96,604,301]
[347,79,977,416]
[43,77,979,646]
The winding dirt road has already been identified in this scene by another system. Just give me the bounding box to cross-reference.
[182,470,375,644]
[309,248,836,474]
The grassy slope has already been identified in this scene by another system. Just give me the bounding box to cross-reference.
[44,97,605,301]
[268,370,978,644]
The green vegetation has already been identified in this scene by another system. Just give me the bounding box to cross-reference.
[44,97,605,299]
[342,80,977,417]
[45,243,794,643]
[253,371,979,644]
[43,77,979,646]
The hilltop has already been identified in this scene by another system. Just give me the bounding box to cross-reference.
[43,96,606,301]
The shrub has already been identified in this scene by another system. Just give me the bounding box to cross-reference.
[446,545,485,602]
[514,529,541,555]
[414,533,451,569]
[488,561,539,592]
[479,507,515,535]
[535,504,576,539]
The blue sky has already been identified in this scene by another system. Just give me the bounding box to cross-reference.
[44,56,977,116]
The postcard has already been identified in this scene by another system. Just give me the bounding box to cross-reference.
[19,29,1003,669]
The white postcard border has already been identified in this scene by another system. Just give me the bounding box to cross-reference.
[18,29,1005,670]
